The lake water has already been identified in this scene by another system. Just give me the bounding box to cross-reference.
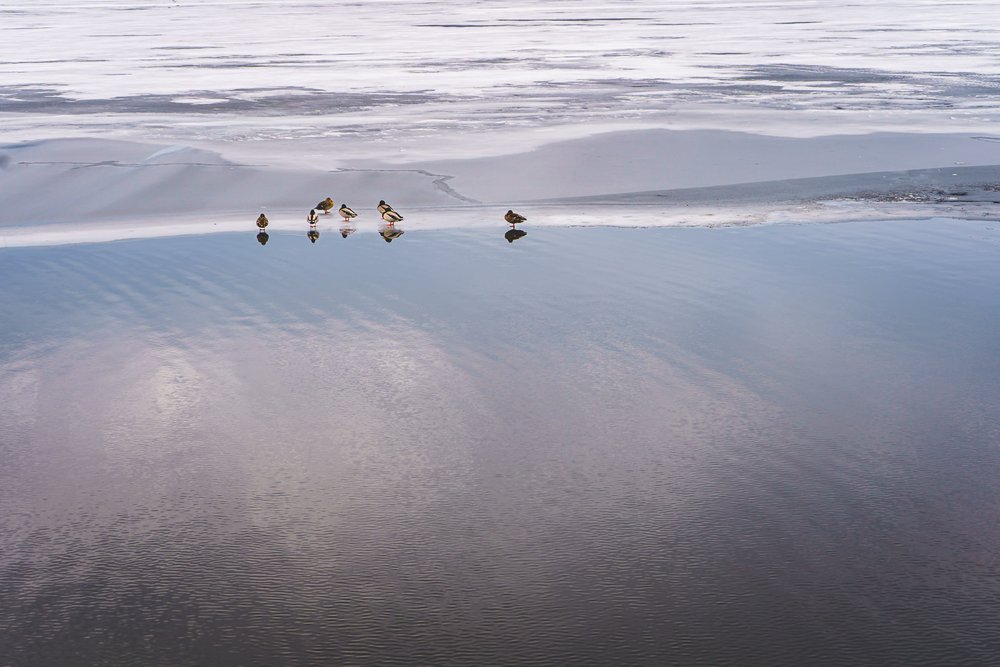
[1,219,999,665]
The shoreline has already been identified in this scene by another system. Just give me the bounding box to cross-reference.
[2,130,999,248]
[2,206,997,250]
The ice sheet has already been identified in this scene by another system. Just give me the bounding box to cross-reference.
[2,1,1000,166]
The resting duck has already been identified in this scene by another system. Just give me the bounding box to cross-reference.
[377,200,394,215]
[316,197,335,214]
[307,209,319,224]
[256,213,269,229]
[381,208,403,224]
[339,204,358,222]
[504,209,527,225]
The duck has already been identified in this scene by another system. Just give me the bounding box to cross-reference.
[339,204,358,222]
[256,213,269,229]
[315,197,335,214]
[307,209,319,224]
[504,209,527,225]
[377,200,394,215]
[381,208,404,224]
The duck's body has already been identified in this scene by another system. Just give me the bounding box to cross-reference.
[316,197,335,214]
[307,209,319,224]
[377,200,393,215]
[256,213,269,229]
[504,210,527,225]
[339,204,358,221]
[381,209,403,224]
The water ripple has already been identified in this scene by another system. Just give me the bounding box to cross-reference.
[1,222,999,665]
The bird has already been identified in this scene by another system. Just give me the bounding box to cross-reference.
[256,213,269,229]
[504,210,527,225]
[377,200,394,215]
[339,204,358,222]
[381,208,403,224]
[307,209,319,224]
[316,197,335,214]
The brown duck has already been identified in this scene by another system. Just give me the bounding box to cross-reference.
[315,197,335,214]
[504,210,527,225]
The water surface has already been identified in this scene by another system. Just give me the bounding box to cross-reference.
[1,220,999,665]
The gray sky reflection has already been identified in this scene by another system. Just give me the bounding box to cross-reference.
[2,222,1000,665]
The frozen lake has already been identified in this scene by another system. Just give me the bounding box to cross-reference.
[3,5,1000,664]
[3,0,1000,163]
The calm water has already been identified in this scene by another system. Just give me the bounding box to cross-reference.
[2,220,999,666]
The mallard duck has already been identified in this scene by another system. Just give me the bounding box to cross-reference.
[381,208,403,224]
[316,197,335,214]
[256,213,269,229]
[504,209,527,225]
[307,229,320,244]
[377,200,393,215]
[307,209,319,224]
[339,204,358,221]
[257,231,269,246]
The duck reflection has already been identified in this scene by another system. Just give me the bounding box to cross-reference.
[340,223,356,238]
[379,223,404,243]
[504,228,527,243]
[307,228,320,244]
[256,230,269,246]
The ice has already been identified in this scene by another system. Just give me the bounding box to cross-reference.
[2,1,1000,234]
[2,0,1000,165]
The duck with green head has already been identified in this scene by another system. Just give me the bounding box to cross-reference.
[381,208,403,224]
[339,204,358,222]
